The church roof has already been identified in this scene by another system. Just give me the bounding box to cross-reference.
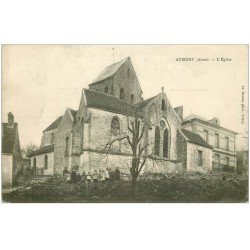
[2,123,18,154]
[43,109,77,132]
[43,116,63,132]
[28,144,54,157]
[182,129,213,149]
[136,95,159,108]
[84,89,137,116]
[90,57,128,85]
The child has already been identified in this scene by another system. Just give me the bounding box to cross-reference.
[105,168,110,181]
[86,172,92,183]
[92,169,98,182]
[97,170,103,182]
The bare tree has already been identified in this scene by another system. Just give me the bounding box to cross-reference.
[21,143,39,159]
[104,112,151,195]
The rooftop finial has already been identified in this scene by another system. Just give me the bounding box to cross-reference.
[161,86,164,92]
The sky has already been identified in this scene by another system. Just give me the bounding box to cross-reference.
[2,45,248,150]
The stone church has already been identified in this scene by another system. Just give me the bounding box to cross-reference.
[28,57,216,175]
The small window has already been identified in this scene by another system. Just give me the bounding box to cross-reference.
[120,88,125,100]
[127,68,130,78]
[65,137,70,157]
[111,117,120,136]
[131,94,134,103]
[198,150,203,166]
[104,86,108,94]
[44,155,48,169]
[162,99,166,111]
[226,157,229,166]
[51,132,55,144]
[225,137,229,150]
[215,133,219,147]
[204,130,209,142]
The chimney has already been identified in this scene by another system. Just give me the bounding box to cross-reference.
[8,112,14,127]
[174,106,183,121]
[209,117,220,126]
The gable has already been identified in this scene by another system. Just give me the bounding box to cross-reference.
[43,116,63,132]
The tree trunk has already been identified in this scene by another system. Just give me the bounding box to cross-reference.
[131,174,138,196]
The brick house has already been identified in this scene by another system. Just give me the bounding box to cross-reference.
[2,113,22,187]
[28,57,214,175]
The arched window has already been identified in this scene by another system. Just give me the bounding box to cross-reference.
[104,86,108,94]
[65,136,70,157]
[44,155,48,169]
[111,117,120,136]
[51,132,55,144]
[131,94,134,104]
[33,157,36,168]
[162,99,166,111]
[163,128,169,158]
[155,126,160,156]
[120,88,125,100]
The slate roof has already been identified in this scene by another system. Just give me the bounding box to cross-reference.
[182,129,213,149]
[28,144,54,157]
[2,123,18,154]
[43,116,63,132]
[84,89,138,116]
[90,58,128,85]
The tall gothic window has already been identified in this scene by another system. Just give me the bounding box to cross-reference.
[162,99,166,111]
[44,155,48,169]
[33,157,36,168]
[163,128,169,158]
[120,88,125,100]
[104,86,108,94]
[155,126,160,156]
[131,94,135,104]
[111,117,120,136]
[65,136,70,157]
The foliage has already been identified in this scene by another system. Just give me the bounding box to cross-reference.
[21,143,39,159]
[2,171,248,203]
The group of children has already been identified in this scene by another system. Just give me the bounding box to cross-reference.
[63,167,121,183]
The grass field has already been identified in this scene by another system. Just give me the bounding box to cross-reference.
[2,171,248,203]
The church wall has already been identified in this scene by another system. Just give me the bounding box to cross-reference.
[87,108,133,155]
[54,110,74,175]
[113,59,142,104]
[144,93,182,161]
[30,152,54,175]
[41,128,57,147]
[79,151,183,176]
[89,78,114,95]
[186,142,212,172]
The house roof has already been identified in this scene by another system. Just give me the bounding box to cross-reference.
[182,129,213,149]
[182,116,238,135]
[90,57,128,85]
[28,144,54,157]
[84,89,138,116]
[2,123,18,154]
[43,116,63,132]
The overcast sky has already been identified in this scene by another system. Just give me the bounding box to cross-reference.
[2,45,248,150]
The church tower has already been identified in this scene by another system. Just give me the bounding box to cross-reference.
[88,57,143,104]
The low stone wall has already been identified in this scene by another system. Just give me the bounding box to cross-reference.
[78,151,183,175]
